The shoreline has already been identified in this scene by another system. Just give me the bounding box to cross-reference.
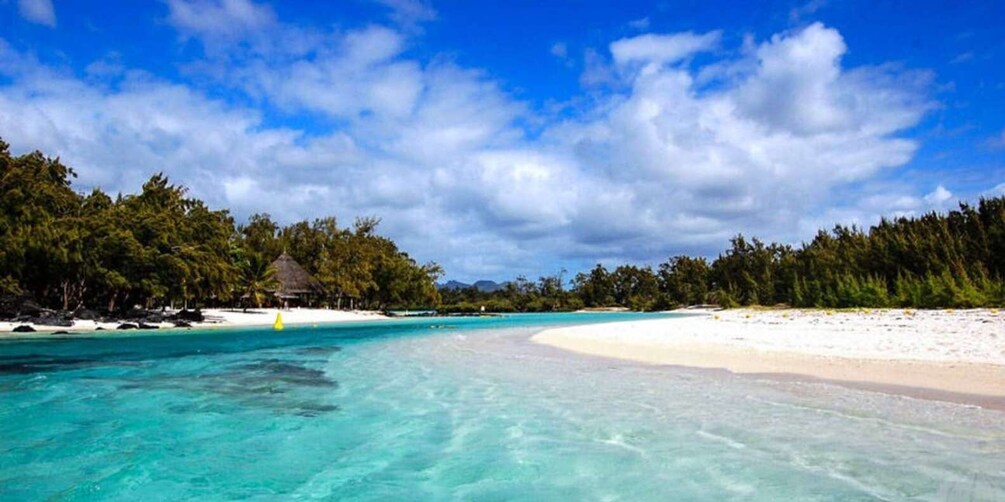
[0,308,389,337]
[532,308,1005,408]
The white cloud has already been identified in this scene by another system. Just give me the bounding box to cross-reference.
[789,0,827,23]
[257,27,424,120]
[735,23,931,137]
[546,22,933,252]
[579,48,617,88]
[375,0,436,27]
[924,185,953,206]
[0,21,940,281]
[610,31,721,66]
[983,183,1005,197]
[17,0,55,27]
[166,0,276,43]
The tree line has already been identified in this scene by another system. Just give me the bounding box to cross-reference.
[0,140,441,313]
[442,200,1005,311]
[5,138,1005,314]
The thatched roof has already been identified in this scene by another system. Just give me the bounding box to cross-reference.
[271,252,324,296]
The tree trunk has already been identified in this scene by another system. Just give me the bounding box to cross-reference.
[74,282,87,312]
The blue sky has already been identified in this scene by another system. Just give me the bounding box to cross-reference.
[1,0,1004,282]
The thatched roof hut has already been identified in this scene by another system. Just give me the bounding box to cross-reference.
[271,252,324,299]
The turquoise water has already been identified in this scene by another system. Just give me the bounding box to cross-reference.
[2,313,1004,500]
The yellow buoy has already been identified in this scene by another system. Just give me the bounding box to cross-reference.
[274,312,284,331]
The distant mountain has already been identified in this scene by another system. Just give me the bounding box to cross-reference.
[439,280,471,291]
[438,280,505,292]
[472,280,503,293]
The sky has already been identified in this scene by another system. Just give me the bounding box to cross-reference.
[1,0,1004,282]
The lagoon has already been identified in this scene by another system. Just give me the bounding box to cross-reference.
[2,313,1004,500]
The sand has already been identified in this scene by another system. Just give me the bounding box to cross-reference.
[533,308,1005,399]
[0,308,387,335]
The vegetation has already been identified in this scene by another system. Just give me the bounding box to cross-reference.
[440,272,582,313]
[0,140,441,313]
[442,205,1005,312]
[4,138,1004,314]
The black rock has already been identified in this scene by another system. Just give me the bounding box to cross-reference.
[173,320,192,328]
[171,309,205,322]
[0,295,24,319]
[12,325,35,333]
[123,307,150,320]
[137,322,159,330]
[95,327,105,331]
[73,308,100,321]
[144,313,164,323]
[52,331,70,335]
[0,301,15,320]
[117,323,138,330]
[0,295,42,319]
[30,316,73,327]
[21,300,43,317]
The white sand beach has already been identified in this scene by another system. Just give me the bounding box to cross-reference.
[204,308,388,327]
[0,308,388,335]
[533,309,1005,398]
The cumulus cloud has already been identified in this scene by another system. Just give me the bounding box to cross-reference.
[17,0,56,27]
[924,185,953,206]
[736,23,931,137]
[253,27,423,120]
[0,19,943,280]
[543,22,935,255]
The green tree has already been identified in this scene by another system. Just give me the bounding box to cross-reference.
[239,253,278,310]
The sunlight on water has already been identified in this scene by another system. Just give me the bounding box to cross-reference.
[2,313,1004,500]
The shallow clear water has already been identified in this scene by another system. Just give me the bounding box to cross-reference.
[2,313,1004,501]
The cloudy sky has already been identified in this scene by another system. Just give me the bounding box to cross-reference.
[1,0,1003,282]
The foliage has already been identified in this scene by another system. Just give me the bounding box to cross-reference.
[5,138,1005,313]
[0,139,440,312]
[440,199,1005,311]
[238,253,278,309]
